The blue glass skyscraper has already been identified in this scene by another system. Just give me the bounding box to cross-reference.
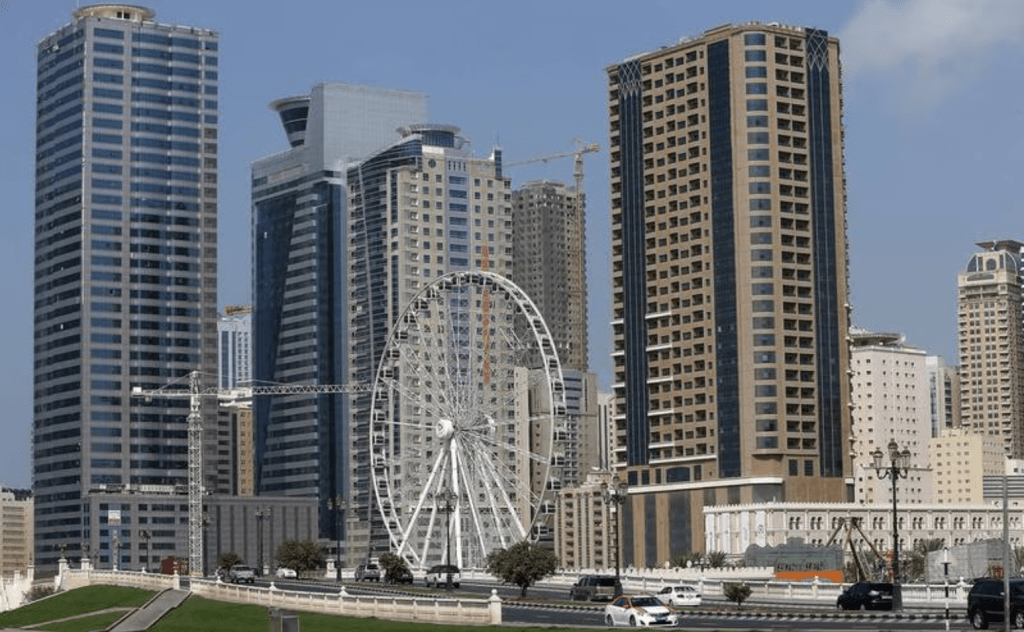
[251,84,428,548]
[33,4,219,572]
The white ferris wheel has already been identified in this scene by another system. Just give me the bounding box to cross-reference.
[369,270,566,569]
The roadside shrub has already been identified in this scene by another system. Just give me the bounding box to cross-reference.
[723,582,751,609]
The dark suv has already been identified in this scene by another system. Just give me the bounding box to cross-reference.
[967,577,1024,629]
[569,575,622,601]
[836,581,894,611]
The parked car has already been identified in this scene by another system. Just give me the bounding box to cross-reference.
[424,564,461,588]
[387,567,414,584]
[655,584,701,607]
[227,564,256,584]
[967,577,1024,629]
[604,594,679,627]
[274,567,297,579]
[355,562,381,582]
[836,581,894,611]
[569,574,622,602]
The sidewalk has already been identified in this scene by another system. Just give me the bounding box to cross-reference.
[108,589,189,632]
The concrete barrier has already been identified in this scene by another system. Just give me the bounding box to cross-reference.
[50,564,502,626]
[189,580,501,625]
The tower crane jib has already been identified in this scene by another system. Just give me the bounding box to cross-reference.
[130,371,369,576]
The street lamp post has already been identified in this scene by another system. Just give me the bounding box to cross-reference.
[871,439,911,612]
[201,512,211,577]
[436,489,457,591]
[602,476,627,589]
[328,495,346,581]
[255,506,271,576]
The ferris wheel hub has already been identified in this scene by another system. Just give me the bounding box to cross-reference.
[436,418,454,439]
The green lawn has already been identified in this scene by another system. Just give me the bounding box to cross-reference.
[150,595,574,632]
[0,585,153,629]
[35,610,129,632]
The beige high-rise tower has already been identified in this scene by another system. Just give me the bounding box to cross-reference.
[512,180,588,372]
[607,23,852,566]
[957,240,1024,457]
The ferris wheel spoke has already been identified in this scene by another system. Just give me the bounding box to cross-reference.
[438,303,480,416]
[406,452,450,564]
[461,423,551,467]
[457,446,529,550]
[379,378,453,430]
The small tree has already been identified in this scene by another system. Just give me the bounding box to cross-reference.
[485,540,559,598]
[723,582,751,609]
[217,551,243,570]
[276,539,325,572]
[378,551,410,582]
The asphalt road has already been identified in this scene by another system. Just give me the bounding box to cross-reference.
[202,575,973,631]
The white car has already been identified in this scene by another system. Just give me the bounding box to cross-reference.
[655,584,701,607]
[604,594,679,627]
[274,567,297,579]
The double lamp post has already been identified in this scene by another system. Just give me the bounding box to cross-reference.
[328,495,347,581]
[436,489,457,591]
[602,476,627,586]
[871,439,911,612]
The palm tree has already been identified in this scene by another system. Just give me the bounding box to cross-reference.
[707,550,729,569]
[1013,546,1024,575]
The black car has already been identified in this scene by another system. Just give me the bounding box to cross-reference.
[967,577,1024,629]
[569,575,622,602]
[836,581,894,611]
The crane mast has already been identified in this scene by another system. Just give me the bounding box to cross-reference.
[131,371,369,576]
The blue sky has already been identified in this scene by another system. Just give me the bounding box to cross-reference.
[2,0,1023,488]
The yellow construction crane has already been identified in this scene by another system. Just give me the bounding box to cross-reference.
[505,138,600,194]
[131,372,369,576]
[505,139,599,367]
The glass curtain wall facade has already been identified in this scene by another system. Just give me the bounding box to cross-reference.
[218,306,252,390]
[33,4,219,572]
[607,23,851,566]
[251,84,427,547]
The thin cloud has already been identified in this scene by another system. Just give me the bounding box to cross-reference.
[840,0,1024,106]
